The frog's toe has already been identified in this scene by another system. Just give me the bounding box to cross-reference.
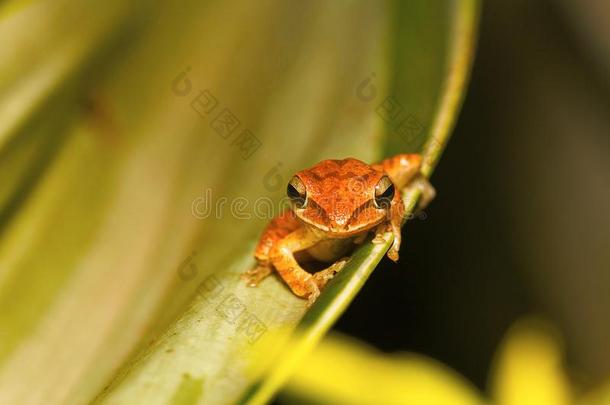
[312,271,333,286]
[241,264,272,287]
[413,175,436,210]
[312,258,348,288]
[372,233,387,244]
[386,247,399,262]
[306,280,320,307]
[372,222,391,244]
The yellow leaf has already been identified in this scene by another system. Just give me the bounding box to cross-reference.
[490,317,572,405]
[282,333,485,405]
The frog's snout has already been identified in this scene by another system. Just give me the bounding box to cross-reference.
[329,218,350,233]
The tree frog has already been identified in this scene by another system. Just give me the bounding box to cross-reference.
[242,154,434,305]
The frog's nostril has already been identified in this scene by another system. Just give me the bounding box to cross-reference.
[330,218,351,233]
[335,218,347,226]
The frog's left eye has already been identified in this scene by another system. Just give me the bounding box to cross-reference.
[374,176,395,209]
[287,176,307,208]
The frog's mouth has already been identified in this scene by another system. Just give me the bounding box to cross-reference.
[298,215,385,238]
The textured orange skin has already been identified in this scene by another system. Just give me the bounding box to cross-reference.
[242,154,423,304]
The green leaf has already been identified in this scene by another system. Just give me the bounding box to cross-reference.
[0,0,478,404]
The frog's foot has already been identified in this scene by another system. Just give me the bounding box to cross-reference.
[312,257,349,289]
[387,215,402,263]
[372,223,390,244]
[241,264,272,287]
[275,267,320,306]
[306,278,320,307]
[371,223,401,262]
[411,175,436,210]
[386,243,400,262]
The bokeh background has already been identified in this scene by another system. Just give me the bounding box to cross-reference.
[334,0,610,392]
[1,0,609,403]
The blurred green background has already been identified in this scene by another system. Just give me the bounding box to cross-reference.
[1,0,609,404]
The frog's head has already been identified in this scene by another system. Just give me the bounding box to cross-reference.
[287,158,395,237]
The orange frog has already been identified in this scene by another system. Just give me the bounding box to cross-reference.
[242,154,435,305]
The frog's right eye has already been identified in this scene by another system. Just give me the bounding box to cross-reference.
[287,176,307,208]
[374,176,395,209]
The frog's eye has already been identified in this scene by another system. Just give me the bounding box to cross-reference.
[374,176,395,209]
[287,176,307,208]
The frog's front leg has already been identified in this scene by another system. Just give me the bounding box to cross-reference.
[372,192,405,262]
[243,210,301,287]
[373,153,435,261]
[270,226,323,304]
[312,257,349,289]
[411,175,436,210]
[387,197,405,261]
[378,176,434,261]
